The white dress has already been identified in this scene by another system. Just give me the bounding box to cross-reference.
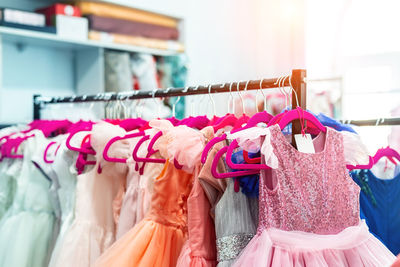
[0,131,57,267]
[48,141,79,267]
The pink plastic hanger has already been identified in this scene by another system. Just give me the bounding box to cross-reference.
[346,157,374,171]
[43,141,61,164]
[213,114,237,132]
[76,134,97,174]
[346,146,400,172]
[131,93,183,172]
[66,123,96,155]
[217,80,273,171]
[224,112,273,170]
[103,131,145,163]
[119,118,147,131]
[373,146,400,165]
[225,139,271,170]
[102,116,154,164]
[278,107,326,133]
[211,146,260,178]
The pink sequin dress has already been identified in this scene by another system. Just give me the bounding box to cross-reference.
[232,124,395,266]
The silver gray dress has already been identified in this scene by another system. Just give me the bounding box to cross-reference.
[214,178,258,266]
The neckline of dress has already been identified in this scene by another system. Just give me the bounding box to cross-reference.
[366,168,400,183]
[271,124,330,157]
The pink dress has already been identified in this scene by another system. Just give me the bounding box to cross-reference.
[232,124,395,266]
[94,120,208,267]
[116,129,164,239]
[53,122,131,267]
[176,127,218,267]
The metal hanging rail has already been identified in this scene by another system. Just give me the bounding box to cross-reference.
[342,117,400,126]
[33,69,307,121]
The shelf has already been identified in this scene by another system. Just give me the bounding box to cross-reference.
[79,0,183,19]
[0,26,181,56]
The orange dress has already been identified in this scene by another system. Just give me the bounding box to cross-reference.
[94,161,194,267]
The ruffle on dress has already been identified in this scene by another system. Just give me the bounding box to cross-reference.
[150,119,206,173]
[95,219,187,267]
[233,221,395,267]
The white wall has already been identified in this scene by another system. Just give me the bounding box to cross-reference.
[128,0,305,115]
[124,0,262,115]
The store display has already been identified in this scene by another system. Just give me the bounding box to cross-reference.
[1,73,399,267]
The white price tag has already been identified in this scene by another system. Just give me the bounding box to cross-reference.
[294,134,315,154]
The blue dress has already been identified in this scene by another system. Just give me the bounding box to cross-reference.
[231,150,259,197]
[351,169,400,255]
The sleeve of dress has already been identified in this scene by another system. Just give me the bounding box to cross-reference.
[151,120,206,173]
[341,131,370,166]
[198,143,227,218]
[228,127,279,169]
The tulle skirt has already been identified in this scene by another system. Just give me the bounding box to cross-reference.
[176,240,217,267]
[95,218,187,267]
[51,220,114,267]
[0,211,54,267]
[233,221,395,267]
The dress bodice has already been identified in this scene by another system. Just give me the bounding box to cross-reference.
[12,132,54,213]
[73,122,130,230]
[146,162,194,229]
[214,178,258,264]
[258,125,360,235]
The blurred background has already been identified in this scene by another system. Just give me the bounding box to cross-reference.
[0,0,399,152]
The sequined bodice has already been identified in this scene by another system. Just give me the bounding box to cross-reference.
[258,125,360,235]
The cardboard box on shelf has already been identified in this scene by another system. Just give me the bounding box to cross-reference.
[55,15,88,40]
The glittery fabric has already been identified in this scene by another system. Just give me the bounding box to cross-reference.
[214,179,258,267]
[257,125,360,235]
[216,234,254,262]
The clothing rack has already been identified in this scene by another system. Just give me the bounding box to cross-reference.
[342,118,400,126]
[33,69,307,135]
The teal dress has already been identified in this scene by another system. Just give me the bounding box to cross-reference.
[0,131,56,267]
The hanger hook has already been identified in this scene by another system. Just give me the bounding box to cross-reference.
[243,80,250,114]
[172,96,181,117]
[208,84,217,117]
[375,117,385,126]
[237,80,245,114]
[152,88,161,118]
[229,82,235,114]
[288,75,300,108]
[275,76,285,110]
[282,76,290,108]
[259,78,267,111]
[191,85,199,116]
[220,83,229,114]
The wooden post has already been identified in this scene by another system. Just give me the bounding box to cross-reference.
[291,69,307,146]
